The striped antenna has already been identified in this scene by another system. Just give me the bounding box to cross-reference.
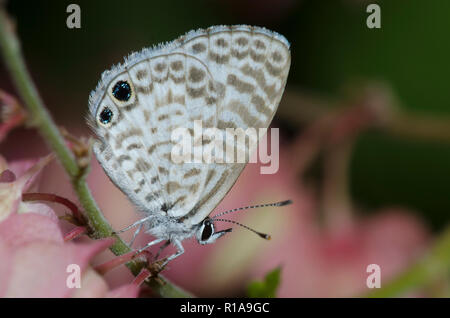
[213,218,271,240]
[211,200,292,220]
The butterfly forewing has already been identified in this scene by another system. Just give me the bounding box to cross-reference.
[174,26,291,225]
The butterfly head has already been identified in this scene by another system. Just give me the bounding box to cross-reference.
[195,200,293,245]
[196,217,232,245]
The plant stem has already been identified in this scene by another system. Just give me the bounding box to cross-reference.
[0,8,191,298]
[0,11,78,177]
[279,87,450,144]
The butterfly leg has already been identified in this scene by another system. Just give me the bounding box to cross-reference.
[154,240,170,261]
[137,238,165,254]
[114,216,152,234]
[128,223,144,248]
[160,239,184,268]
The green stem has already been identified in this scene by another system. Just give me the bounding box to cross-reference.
[0,11,78,177]
[0,8,191,298]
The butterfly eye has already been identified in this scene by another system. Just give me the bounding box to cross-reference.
[201,220,214,241]
[197,218,231,245]
[112,80,132,101]
[99,106,113,125]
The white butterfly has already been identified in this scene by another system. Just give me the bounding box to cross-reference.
[87,25,291,266]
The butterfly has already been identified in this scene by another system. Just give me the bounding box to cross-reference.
[87,25,291,267]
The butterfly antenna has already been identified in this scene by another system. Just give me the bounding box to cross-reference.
[214,218,272,240]
[211,200,292,219]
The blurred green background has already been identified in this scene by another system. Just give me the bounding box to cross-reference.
[2,0,450,232]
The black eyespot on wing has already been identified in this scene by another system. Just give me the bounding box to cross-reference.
[201,221,213,241]
[99,107,113,124]
[112,80,132,101]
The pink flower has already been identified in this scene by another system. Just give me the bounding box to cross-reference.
[0,154,139,297]
[11,120,430,297]
[0,154,54,221]
[0,212,139,297]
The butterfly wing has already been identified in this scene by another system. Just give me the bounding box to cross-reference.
[174,25,291,225]
[88,25,290,225]
[89,52,221,216]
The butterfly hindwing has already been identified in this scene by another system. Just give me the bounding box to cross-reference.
[91,53,221,216]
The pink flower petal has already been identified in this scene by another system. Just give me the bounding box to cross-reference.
[0,211,127,297]
[0,187,20,220]
[4,238,115,297]
[19,202,59,222]
[17,154,53,193]
[0,240,13,297]
[71,268,109,298]
[0,154,53,221]
[0,213,63,247]
[7,159,36,180]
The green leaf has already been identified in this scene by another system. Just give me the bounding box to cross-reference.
[247,267,282,298]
